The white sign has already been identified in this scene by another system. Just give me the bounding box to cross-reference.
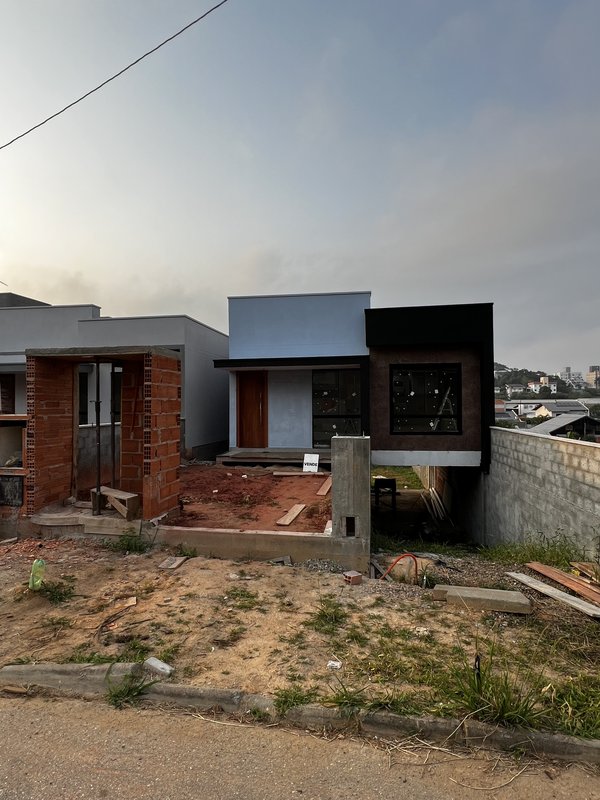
[303,453,319,473]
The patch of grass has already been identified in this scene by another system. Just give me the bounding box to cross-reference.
[305,595,348,635]
[479,530,584,569]
[105,670,158,709]
[120,638,151,662]
[368,690,425,716]
[446,645,547,728]
[345,625,369,646]
[224,586,264,611]
[105,528,153,554]
[63,646,114,665]
[273,685,318,715]
[371,466,423,489]
[42,615,73,629]
[324,678,367,717]
[247,707,271,723]
[278,630,307,648]
[544,675,600,738]
[156,643,181,664]
[39,576,76,604]
[175,543,198,558]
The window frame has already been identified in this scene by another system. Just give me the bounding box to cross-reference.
[312,368,362,448]
[389,363,462,435]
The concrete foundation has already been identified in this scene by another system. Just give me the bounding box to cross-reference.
[331,436,371,554]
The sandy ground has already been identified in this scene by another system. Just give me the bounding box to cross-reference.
[1,537,595,706]
[173,464,331,531]
[1,696,597,800]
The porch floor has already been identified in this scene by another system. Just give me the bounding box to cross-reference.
[216,448,331,467]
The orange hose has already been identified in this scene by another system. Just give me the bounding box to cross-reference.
[379,553,419,583]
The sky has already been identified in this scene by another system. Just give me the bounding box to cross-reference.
[1,0,599,374]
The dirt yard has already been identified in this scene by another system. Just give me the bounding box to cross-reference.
[1,536,598,738]
[172,464,331,531]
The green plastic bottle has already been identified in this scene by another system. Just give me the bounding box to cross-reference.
[29,558,46,591]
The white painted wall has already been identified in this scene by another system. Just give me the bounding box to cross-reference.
[0,305,100,360]
[229,373,237,448]
[268,370,313,448]
[228,292,370,359]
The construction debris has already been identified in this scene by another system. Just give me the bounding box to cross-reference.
[269,556,292,566]
[507,572,600,619]
[158,556,188,570]
[526,562,600,606]
[343,570,362,585]
[276,503,306,526]
[571,561,600,583]
[433,584,532,614]
[143,657,174,677]
[316,476,332,496]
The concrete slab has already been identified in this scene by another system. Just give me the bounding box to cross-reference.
[432,584,533,614]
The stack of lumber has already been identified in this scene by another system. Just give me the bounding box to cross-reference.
[508,560,600,619]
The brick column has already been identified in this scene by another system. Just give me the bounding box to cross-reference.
[142,353,181,518]
[120,361,144,496]
[25,357,76,514]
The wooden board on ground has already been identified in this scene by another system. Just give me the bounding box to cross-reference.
[571,562,600,583]
[276,503,306,526]
[316,476,332,496]
[272,471,328,477]
[526,562,600,605]
[158,556,188,570]
[507,572,600,619]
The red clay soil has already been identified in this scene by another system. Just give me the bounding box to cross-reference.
[172,464,332,532]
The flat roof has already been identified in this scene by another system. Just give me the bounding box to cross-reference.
[26,345,181,361]
[228,291,371,300]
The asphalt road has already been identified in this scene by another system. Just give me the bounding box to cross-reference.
[0,696,597,800]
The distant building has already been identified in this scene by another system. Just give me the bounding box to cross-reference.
[559,366,586,390]
[585,365,600,389]
[505,384,526,398]
[527,377,557,394]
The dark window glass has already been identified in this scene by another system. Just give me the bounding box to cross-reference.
[0,375,15,414]
[79,372,88,425]
[390,365,461,434]
[312,369,361,448]
[111,370,122,423]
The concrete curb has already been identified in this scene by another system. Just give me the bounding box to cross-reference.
[1,663,599,765]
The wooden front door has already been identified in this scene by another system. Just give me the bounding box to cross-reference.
[237,371,268,448]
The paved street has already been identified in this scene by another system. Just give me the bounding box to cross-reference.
[0,696,597,800]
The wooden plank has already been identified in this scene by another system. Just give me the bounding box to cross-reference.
[100,485,138,501]
[105,493,130,520]
[276,503,306,526]
[571,562,600,583]
[316,476,332,496]
[526,562,600,605]
[507,572,600,618]
[272,471,328,477]
[158,556,188,570]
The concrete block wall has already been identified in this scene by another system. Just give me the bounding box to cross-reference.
[141,353,181,519]
[457,428,600,556]
[25,357,75,514]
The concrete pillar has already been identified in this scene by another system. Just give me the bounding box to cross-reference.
[331,436,371,545]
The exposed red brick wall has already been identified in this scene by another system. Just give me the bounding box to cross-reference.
[120,361,144,496]
[25,357,75,514]
[142,353,181,518]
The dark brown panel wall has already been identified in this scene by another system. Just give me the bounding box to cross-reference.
[369,346,481,452]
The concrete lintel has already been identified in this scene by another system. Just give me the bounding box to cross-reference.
[371,450,482,467]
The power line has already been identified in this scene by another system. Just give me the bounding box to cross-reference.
[0,0,230,152]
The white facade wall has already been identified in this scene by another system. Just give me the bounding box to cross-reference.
[268,370,313,448]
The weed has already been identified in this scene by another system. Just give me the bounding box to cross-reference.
[247,707,271,723]
[368,690,424,716]
[278,630,307,649]
[120,638,151,662]
[42,616,73,629]
[543,675,600,738]
[157,643,181,664]
[224,586,263,611]
[480,530,583,570]
[63,646,114,665]
[175,543,198,558]
[105,670,158,709]
[305,595,348,635]
[324,677,368,717]
[447,645,547,728]
[273,685,318,716]
[39,576,75,604]
[105,527,153,554]
[369,596,386,608]
[345,625,369,646]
